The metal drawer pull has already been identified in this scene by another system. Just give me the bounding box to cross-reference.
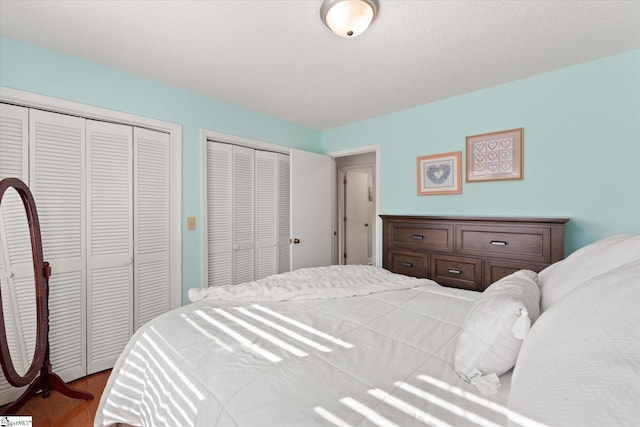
[448,268,462,274]
[401,261,414,267]
[490,240,508,246]
[411,234,424,240]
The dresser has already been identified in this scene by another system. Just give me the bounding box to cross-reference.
[381,215,569,291]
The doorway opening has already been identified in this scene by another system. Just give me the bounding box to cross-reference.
[334,150,377,266]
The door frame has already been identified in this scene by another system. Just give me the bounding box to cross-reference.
[341,167,374,265]
[327,145,381,267]
[0,87,182,310]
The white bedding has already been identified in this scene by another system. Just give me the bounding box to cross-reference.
[95,266,524,427]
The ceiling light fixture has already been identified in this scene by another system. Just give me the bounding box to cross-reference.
[320,0,379,38]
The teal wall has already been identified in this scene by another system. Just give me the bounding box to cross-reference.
[0,36,323,304]
[322,49,640,255]
[1,35,638,301]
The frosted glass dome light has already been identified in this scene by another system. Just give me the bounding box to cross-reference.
[320,0,379,38]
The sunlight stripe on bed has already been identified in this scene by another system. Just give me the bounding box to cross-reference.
[195,309,282,362]
[313,406,352,427]
[340,397,400,427]
[235,307,332,352]
[148,328,206,401]
[135,339,198,426]
[122,358,180,427]
[416,375,547,427]
[394,382,500,427]
[368,388,451,427]
[252,304,353,348]
[180,313,234,352]
[214,308,309,357]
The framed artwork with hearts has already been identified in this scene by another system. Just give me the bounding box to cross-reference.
[466,128,523,182]
[417,151,462,195]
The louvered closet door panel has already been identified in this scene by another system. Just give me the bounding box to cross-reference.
[206,142,233,287]
[233,146,255,284]
[86,120,133,374]
[29,109,86,382]
[0,104,33,403]
[134,128,171,329]
[255,151,278,280]
[278,154,291,273]
[0,103,30,379]
[0,104,29,181]
[0,104,32,405]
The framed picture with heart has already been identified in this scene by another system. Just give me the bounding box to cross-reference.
[466,128,523,182]
[417,151,462,195]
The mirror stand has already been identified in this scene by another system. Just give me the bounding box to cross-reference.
[0,178,93,414]
[1,264,93,414]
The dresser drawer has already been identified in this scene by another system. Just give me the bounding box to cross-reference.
[388,249,428,278]
[456,225,551,263]
[430,254,482,291]
[382,215,568,293]
[484,259,548,286]
[388,222,453,252]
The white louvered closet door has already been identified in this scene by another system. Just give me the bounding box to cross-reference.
[86,120,133,374]
[255,151,278,280]
[206,142,233,287]
[205,142,290,287]
[134,128,171,329]
[277,154,291,274]
[0,104,28,181]
[233,146,255,284]
[29,109,87,382]
[0,103,33,405]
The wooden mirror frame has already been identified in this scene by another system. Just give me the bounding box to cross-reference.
[0,177,93,414]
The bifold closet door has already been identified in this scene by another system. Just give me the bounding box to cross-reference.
[86,120,133,374]
[205,143,290,286]
[134,128,171,329]
[277,154,290,274]
[232,146,255,284]
[255,150,278,280]
[0,103,32,404]
[255,151,290,279]
[205,142,256,286]
[0,104,28,180]
[206,142,233,287]
[1,104,174,400]
[29,109,87,383]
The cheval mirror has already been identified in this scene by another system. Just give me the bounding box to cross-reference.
[0,177,92,414]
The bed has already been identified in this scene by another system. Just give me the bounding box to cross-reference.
[94,234,640,427]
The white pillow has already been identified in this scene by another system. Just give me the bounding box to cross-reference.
[539,234,640,312]
[454,270,540,394]
[508,260,640,427]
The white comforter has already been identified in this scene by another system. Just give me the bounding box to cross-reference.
[95,266,516,427]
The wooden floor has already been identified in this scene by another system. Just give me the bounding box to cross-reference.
[8,369,111,427]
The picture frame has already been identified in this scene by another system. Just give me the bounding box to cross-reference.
[417,151,462,195]
[466,128,523,182]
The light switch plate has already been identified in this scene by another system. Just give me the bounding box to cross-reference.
[186,216,196,230]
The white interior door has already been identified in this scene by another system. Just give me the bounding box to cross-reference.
[345,169,370,265]
[290,149,332,269]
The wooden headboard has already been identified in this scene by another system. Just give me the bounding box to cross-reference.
[381,215,569,291]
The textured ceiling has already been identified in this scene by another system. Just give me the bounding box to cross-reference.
[1,1,638,130]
